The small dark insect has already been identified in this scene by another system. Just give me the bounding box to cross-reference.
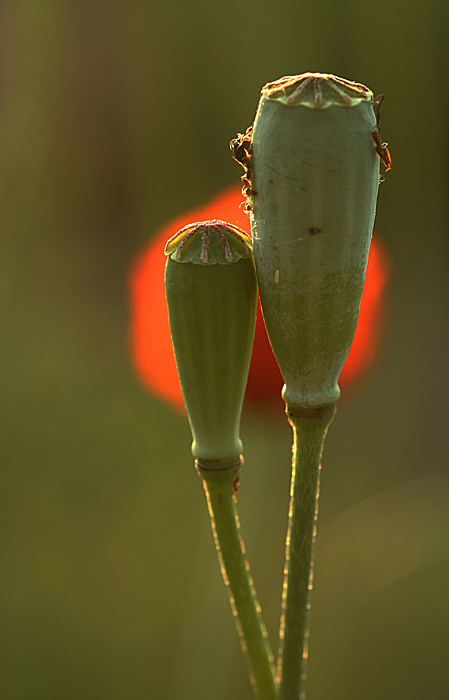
[230,136,251,172]
[308,227,321,236]
[371,93,391,172]
[241,176,252,194]
[372,93,385,130]
[371,129,392,172]
[230,126,255,208]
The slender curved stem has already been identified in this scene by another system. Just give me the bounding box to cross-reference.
[198,460,277,700]
[277,405,336,700]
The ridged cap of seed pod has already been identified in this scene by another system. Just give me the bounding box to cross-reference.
[164,221,257,462]
[165,219,253,264]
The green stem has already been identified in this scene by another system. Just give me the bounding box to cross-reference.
[198,459,277,700]
[277,405,336,700]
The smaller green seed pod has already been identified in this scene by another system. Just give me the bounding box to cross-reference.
[245,73,383,412]
[164,220,257,463]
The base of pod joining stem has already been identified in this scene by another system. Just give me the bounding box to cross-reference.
[195,456,243,491]
[285,402,338,422]
[195,455,243,472]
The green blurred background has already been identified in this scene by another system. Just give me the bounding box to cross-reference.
[1,1,449,699]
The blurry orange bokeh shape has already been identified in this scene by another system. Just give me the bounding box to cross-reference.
[130,185,390,411]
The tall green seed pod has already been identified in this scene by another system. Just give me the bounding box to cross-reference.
[245,73,383,412]
[164,220,257,463]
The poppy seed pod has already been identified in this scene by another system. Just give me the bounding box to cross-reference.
[164,220,257,462]
[244,73,383,412]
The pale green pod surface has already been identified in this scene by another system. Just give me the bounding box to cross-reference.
[249,73,381,411]
[164,221,257,462]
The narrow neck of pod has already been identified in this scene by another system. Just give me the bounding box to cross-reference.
[285,402,337,425]
[284,402,337,480]
[196,455,243,490]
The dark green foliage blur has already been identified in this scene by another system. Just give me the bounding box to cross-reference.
[1,2,449,699]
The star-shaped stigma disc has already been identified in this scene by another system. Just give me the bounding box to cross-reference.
[263,73,373,109]
[165,220,253,265]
